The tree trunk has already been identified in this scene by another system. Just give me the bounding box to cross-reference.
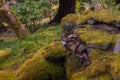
[115,0,120,4]
[50,0,76,24]
[0,0,29,38]
[9,0,16,5]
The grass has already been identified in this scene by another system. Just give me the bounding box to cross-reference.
[0,24,62,70]
[16,43,65,80]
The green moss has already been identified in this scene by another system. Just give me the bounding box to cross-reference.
[76,26,120,45]
[66,49,109,80]
[16,43,66,80]
[65,49,120,80]
[43,42,66,58]
[61,9,120,26]
[0,50,10,58]
[65,54,84,80]
[109,52,120,79]
[61,14,81,28]
[0,71,15,80]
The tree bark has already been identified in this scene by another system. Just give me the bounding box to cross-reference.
[0,0,29,38]
[115,0,120,4]
[50,0,76,24]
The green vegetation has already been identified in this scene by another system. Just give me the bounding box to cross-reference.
[1,0,120,80]
[62,9,120,25]
[68,50,120,80]
[16,43,65,80]
[0,24,62,70]
[11,0,50,24]
[76,26,120,45]
[0,71,15,80]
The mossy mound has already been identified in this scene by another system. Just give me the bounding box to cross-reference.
[61,9,120,48]
[0,50,10,61]
[61,14,81,28]
[66,49,120,80]
[43,42,66,64]
[76,25,120,46]
[79,9,120,24]
[16,42,66,80]
[61,9,120,27]
[61,9,120,80]
[0,71,15,80]
[0,50,10,58]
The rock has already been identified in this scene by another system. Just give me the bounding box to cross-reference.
[87,19,96,25]
[16,43,66,80]
[113,38,120,53]
[87,43,100,49]
[113,21,120,28]
[101,44,110,50]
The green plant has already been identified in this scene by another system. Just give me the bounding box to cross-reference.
[11,0,50,24]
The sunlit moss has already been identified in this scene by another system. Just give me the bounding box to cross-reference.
[16,43,66,80]
[109,52,120,79]
[66,49,120,80]
[61,14,81,28]
[67,49,110,80]
[76,26,120,45]
[0,71,15,80]
[0,50,10,58]
[61,9,120,26]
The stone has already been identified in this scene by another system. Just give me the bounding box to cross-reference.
[101,44,110,50]
[87,43,100,49]
[113,38,120,53]
[87,19,96,25]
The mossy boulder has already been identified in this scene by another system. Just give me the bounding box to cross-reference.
[61,9,120,26]
[0,71,15,80]
[0,49,10,61]
[76,25,120,46]
[16,42,66,80]
[61,9,120,49]
[61,9,120,80]
[0,50,10,58]
[66,49,120,80]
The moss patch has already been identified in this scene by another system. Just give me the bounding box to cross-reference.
[66,49,120,80]
[0,50,10,58]
[0,71,15,80]
[76,26,120,45]
[61,9,120,26]
[16,42,66,80]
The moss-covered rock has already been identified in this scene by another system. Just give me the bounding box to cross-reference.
[0,71,15,80]
[0,50,10,58]
[61,9,120,80]
[16,42,66,80]
[61,9,120,49]
[61,14,81,28]
[43,42,66,64]
[61,9,120,26]
[65,48,120,80]
[0,49,10,61]
[76,25,120,46]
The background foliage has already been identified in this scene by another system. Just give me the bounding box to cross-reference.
[11,0,50,24]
